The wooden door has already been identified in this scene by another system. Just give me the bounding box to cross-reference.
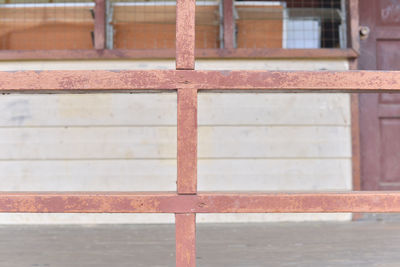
[359,0,400,190]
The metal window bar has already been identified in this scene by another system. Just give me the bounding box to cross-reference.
[0,0,358,60]
[0,1,399,267]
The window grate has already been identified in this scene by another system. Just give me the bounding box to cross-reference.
[0,0,346,51]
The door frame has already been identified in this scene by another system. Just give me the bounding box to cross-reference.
[347,0,361,192]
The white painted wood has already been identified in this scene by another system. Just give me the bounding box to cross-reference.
[198,93,350,126]
[0,158,350,191]
[0,127,176,159]
[0,213,351,224]
[0,214,175,224]
[196,213,352,222]
[0,160,176,191]
[0,126,349,160]
[198,126,351,158]
[0,93,350,127]
[0,59,352,223]
[0,59,348,71]
[198,159,351,191]
[0,94,176,127]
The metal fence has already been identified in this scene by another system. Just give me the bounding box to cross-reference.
[1,0,400,266]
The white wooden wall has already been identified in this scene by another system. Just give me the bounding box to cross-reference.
[0,59,351,223]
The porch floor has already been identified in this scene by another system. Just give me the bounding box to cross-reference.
[1,219,400,267]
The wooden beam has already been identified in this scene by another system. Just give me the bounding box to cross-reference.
[0,48,358,60]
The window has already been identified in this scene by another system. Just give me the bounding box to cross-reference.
[0,0,351,56]
[110,0,220,49]
[0,0,95,50]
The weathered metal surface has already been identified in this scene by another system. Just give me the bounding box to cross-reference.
[175,214,196,267]
[177,88,197,194]
[0,70,399,92]
[223,0,234,49]
[94,0,106,50]
[0,70,177,91]
[2,192,400,213]
[0,192,179,213]
[195,192,400,213]
[176,0,195,69]
[0,48,357,60]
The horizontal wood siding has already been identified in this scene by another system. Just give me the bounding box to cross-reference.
[0,92,351,191]
[198,93,351,193]
[0,93,178,192]
[0,59,351,223]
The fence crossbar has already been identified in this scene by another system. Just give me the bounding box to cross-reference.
[0,70,398,92]
[1,192,400,213]
[0,0,400,266]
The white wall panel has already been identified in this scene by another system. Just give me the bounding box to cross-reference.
[199,126,351,158]
[0,160,176,191]
[198,159,351,191]
[0,94,176,127]
[0,127,176,160]
[0,59,351,223]
[198,93,350,126]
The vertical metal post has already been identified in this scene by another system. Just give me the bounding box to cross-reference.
[176,213,196,267]
[177,88,197,194]
[94,0,106,50]
[176,0,197,266]
[176,0,196,69]
[223,0,234,49]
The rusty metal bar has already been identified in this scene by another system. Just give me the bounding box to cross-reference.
[223,0,234,49]
[177,88,198,194]
[0,70,398,92]
[94,0,106,50]
[2,192,400,213]
[175,0,197,265]
[176,0,196,69]
[176,213,196,267]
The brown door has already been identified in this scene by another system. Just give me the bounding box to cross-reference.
[359,0,400,190]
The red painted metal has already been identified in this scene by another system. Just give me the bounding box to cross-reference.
[175,1,196,264]
[177,88,197,194]
[175,214,196,267]
[0,1,398,266]
[0,70,398,92]
[94,0,106,50]
[0,48,357,60]
[223,0,235,49]
[2,192,400,213]
[176,0,195,69]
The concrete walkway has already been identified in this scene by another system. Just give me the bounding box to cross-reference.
[0,221,400,267]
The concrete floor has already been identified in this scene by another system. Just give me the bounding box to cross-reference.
[1,221,400,267]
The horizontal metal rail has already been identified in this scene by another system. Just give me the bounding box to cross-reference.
[1,192,400,213]
[0,70,398,92]
[1,0,398,266]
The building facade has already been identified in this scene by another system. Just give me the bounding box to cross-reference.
[0,0,386,223]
